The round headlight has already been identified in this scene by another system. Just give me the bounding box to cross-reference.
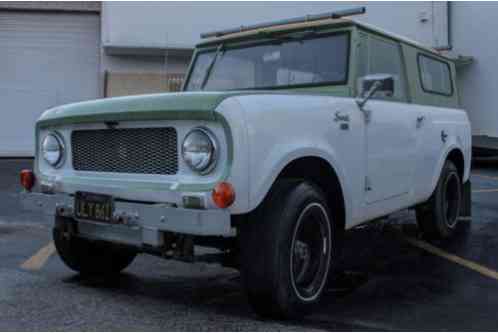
[182,128,217,174]
[42,133,64,167]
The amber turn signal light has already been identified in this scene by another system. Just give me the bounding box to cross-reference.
[20,169,35,191]
[212,182,235,208]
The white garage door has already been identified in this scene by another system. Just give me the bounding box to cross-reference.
[0,11,100,156]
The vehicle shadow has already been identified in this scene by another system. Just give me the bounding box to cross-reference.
[60,213,483,330]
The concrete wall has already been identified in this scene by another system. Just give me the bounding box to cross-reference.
[102,1,448,50]
[451,3,498,138]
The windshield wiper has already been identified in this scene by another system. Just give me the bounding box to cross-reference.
[201,43,224,90]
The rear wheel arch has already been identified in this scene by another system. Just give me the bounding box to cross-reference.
[446,148,465,181]
[430,146,466,195]
[417,159,462,240]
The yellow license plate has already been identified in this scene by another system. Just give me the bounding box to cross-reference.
[74,192,114,223]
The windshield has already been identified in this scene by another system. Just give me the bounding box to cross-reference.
[185,32,350,91]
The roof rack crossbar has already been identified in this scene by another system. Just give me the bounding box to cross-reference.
[200,6,366,39]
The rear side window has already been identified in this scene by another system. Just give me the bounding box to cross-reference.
[418,54,453,96]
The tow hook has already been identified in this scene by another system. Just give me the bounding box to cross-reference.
[161,233,195,262]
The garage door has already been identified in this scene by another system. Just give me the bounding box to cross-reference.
[0,11,100,156]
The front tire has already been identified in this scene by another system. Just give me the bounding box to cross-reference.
[239,180,335,319]
[416,160,462,240]
[53,217,137,276]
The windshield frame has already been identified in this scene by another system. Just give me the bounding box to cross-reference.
[183,30,352,92]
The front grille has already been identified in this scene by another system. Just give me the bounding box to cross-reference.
[71,128,178,175]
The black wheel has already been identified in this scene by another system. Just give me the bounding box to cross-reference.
[239,180,335,319]
[53,217,137,275]
[416,160,462,240]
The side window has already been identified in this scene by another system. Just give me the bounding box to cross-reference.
[357,34,407,101]
[418,54,453,96]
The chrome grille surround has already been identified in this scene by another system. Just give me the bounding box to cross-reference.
[71,127,178,175]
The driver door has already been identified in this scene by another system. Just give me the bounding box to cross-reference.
[357,33,418,204]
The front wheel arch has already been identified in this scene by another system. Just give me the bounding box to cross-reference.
[258,156,346,238]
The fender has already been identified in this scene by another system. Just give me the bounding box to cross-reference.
[429,141,467,196]
[221,94,363,226]
[249,145,353,228]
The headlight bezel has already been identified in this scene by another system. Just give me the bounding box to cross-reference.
[41,131,66,168]
[181,127,218,175]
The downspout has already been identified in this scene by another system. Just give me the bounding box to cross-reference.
[447,1,453,50]
[433,1,452,51]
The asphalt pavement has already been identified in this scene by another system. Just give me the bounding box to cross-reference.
[1,158,498,331]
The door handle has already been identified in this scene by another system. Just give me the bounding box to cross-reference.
[334,111,350,122]
[416,115,425,128]
[441,130,448,142]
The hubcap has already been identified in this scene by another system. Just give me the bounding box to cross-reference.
[290,203,332,302]
[443,172,461,228]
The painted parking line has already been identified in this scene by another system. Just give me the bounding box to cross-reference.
[20,242,55,271]
[473,188,498,193]
[468,174,498,192]
[404,236,498,281]
[468,173,498,192]
[473,174,498,181]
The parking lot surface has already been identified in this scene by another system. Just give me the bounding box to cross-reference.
[1,159,498,331]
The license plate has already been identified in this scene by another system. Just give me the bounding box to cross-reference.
[74,192,114,223]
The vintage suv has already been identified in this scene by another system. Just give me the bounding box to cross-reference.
[21,8,471,319]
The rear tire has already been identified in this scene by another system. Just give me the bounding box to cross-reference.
[53,217,137,275]
[416,160,462,240]
[239,180,335,319]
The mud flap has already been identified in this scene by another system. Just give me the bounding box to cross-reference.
[460,180,472,221]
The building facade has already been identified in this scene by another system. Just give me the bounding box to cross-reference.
[101,1,450,97]
[0,2,101,156]
[1,2,496,156]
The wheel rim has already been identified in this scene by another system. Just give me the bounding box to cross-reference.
[290,203,332,302]
[443,172,461,229]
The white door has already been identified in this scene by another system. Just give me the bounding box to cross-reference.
[364,101,418,203]
[0,11,100,156]
[357,33,417,203]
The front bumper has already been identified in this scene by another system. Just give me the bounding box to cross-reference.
[21,192,235,247]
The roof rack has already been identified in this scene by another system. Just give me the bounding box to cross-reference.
[200,6,366,39]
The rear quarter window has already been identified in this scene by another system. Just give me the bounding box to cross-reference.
[418,54,453,96]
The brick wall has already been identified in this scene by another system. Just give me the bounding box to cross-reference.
[105,72,185,97]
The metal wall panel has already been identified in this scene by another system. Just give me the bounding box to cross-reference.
[0,11,100,156]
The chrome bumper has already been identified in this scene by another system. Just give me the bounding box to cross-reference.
[20,192,235,247]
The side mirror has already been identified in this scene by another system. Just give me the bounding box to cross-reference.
[356,74,395,108]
